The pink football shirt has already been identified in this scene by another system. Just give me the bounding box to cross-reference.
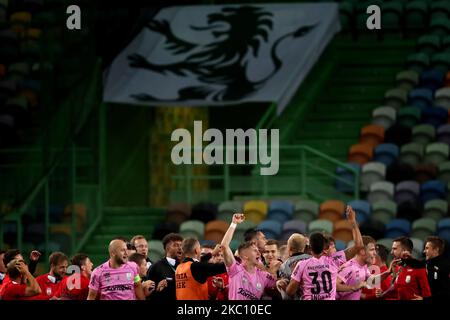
[291,251,346,300]
[226,261,276,300]
[89,261,140,300]
[336,257,371,300]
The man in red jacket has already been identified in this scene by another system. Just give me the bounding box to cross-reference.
[390,237,431,300]
[54,253,93,300]
[35,252,68,299]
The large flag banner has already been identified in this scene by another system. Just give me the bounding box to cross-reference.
[103,3,341,114]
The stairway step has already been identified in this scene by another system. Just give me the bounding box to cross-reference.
[104,207,165,216]
[98,225,154,236]
[104,216,161,226]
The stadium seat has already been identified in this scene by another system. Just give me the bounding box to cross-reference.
[335,240,346,251]
[217,201,242,221]
[423,199,448,221]
[430,18,450,38]
[191,202,217,224]
[438,218,450,232]
[397,106,422,128]
[371,200,397,225]
[166,203,191,226]
[406,52,430,73]
[267,200,294,223]
[359,124,385,147]
[257,220,282,240]
[319,200,346,223]
[408,89,434,110]
[431,51,450,71]
[361,162,386,192]
[243,200,268,224]
[431,1,450,20]
[399,142,424,167]
[348,143,373,165]
[308,219,333,235]
[360,219,386,240]
[411,237,425,259]
[420,69,446,92]
[411,217,437,240]
[293,199,319,223]
[348,200,371,223]
[394,180,420,205]
[405,1,428,31]
[374,143,399,167]
[443,35,450,52]
[339,1,354,32]
[385,219,412,238]
[234,220,257,243]
[384,88,408,109]
[152,221,179,240]
[435,87,450,109]
[420,180,447,203]
[438,161,450,183]
[425,142,449,165]
[417,35,441,56]
[367,181,395,204]
[437,124,450,145]
[333,220,354,243]
[381,1,403,32]
[422,107,448,128]
[377,238,394,251]
[280,220,307,241]
[412,124,436,146]
[148,240,165,263]
[180,220,205,239]
[396,70,419,91]
[372,106,396,129]
[204,220,229,243]
[415,163,438,184]
[335,162,361,193]
[384,124,412,147]
[397,199,423,222]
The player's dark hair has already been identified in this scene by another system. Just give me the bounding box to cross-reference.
[71,253,89,269]
[362,236,376,247]
[162,233,183,250]
[426,236,445,255]
[376,244,389,263]
[309,233,326,255]
[49,252,68,266]
[129,253,146,266]
[3,249,21,266]
[238,241,255,255]
[393,236,413,252]
[265,239,279,248]
[244,228,259,242]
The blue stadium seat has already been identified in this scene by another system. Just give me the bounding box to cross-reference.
[408,88,434,110]
[335,239,346,251]
[280,220,307,241]
[437,124,450,145]
[335,162,361,193]
[385,219,412,238]
[268,200,294,223]
[438,218,450,232]
[420,180,447,203]
[420,69,446,91]
[258,220,283,240]
[421,106,448,128]
[348,200,371,223]
[374,143,399,167]
[394,180,420,205]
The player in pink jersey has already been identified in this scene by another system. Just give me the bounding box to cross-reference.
[87,239,145,300]
[279,205,363,300]
[221,213,280,300]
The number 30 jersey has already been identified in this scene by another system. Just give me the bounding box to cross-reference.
[291,251,346,300]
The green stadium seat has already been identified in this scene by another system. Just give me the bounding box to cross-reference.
[423,199,448,221]
[148,240,165,263]
[339,1,354,32]
[397,106,421,128]
[180,220,205,239]
[372,106,396,129]
[430,18,450,38]
[381,1,404,31]
[435,87,450,109]
[367,181,395,204]
[361,162,386,192]
[370,200,397,225]
[217,201,242,221]
[425,142,449,166]
[293,200,319,223]
[431,52,450,72]
[412,124,436,145]
[431,1,450,20]
[399,142,424,167]
[411,217,437,240]
[384,88,408,110]
[376,238,394,251]
[396,70,419,91]
[442,35,450,52]
[407,52,430,73]
[243,200,268,224]
[438,161,450,183]
[308,219,333,235]
[417,34,441,55]
[405,1,429,30]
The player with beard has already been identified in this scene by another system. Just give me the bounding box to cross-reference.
[87,239,145,300]
[35,252,69,299]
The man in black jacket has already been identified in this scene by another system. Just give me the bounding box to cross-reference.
[146,233,183,301]
[424,236,450,300]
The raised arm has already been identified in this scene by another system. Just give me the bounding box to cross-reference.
[344,205,364,261]
[221,213,245,267]
[16,261,41,297]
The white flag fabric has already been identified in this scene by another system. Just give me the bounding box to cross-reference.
[103,3,341,115]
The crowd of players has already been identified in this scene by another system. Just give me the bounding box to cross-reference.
[0,206,449,300]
